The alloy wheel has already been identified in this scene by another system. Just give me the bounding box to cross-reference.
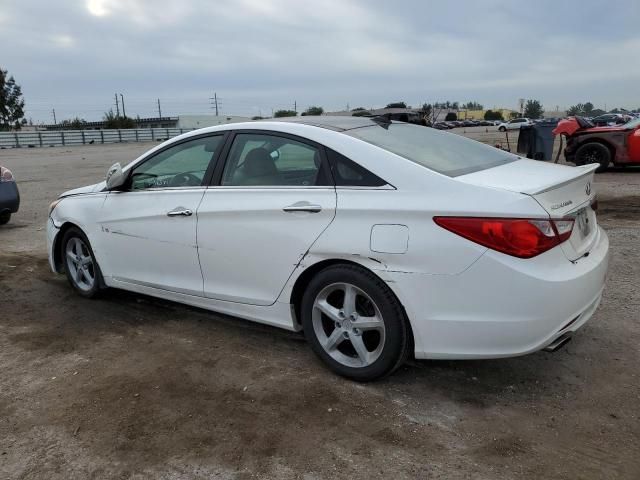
[312,282,386,368]
[65,237,96,292]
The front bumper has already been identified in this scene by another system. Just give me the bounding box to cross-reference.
[0,181,20,213]
[47,217,61,272]
[386,226,609,359]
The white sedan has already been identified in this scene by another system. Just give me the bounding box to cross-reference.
[47,117,608,381]
[498,117,533,131]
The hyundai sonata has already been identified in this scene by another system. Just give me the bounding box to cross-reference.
[47,116,608,381]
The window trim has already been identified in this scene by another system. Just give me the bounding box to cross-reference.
[207,129,334,188]
[118,132,229,192]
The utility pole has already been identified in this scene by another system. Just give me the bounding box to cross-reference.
[157,98,162,118]
[294,100,297,113]
[114,93,120,117]
[209,92,219,116]
[52,108,57,125]
[120,93,126,118]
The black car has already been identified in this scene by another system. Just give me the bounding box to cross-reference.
[591,114,629,126]
[0,166,19,224]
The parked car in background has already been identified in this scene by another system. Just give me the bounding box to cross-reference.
[498,118,533,131]
[0,166,20,225]
[591,113,630,127]
[47,116,608,381]
[554,116,640,172]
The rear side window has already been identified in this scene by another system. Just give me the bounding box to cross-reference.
[347,123,517,177]
[326,149,387,187]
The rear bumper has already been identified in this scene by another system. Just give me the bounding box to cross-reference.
[387,226,609,359]
[0,182,20,213]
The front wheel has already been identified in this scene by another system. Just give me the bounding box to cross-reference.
[301,264,411,381]
[498,126,506,132]
[61,227,103,298]
[575,142,611,172]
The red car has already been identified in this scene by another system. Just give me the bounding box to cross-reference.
[553,116,640,172]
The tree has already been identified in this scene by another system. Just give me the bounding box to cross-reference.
[463,101,484,111]
[301,106,323,116]
[484,110,504,121]
[567,102,596,116]
[524,99,544,119]
[385,102,407,108]
[273,109,297,118]
[351,107,366,112]
[61,117,87,129]
[445,112,457,121]
[351,109,370,117]
[0,68,25,131]
[103,109,135,129]
[251,116,264,120]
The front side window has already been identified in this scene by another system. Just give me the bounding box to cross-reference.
[221,133,329,186]
[347,123,517,177]
[130,135,223,190]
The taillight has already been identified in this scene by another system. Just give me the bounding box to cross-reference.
[0,166,14,182]
[434,217,575,258]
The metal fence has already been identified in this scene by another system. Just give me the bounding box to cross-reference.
[0,128,194,149]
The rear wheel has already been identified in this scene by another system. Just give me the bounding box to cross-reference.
[61,227,103,298]
[575,142,611,172]
[498,126,506,132]
[301,264,410,381]
[0,211,10,225]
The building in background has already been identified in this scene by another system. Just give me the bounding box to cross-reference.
[39,114,251,131]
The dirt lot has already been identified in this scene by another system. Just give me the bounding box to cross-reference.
[1,133,639,479]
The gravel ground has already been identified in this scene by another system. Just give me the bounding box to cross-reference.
[1,131,639,479]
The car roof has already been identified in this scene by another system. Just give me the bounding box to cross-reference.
[266,115,389,132]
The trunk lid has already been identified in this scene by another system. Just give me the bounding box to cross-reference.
[456,159,598,261]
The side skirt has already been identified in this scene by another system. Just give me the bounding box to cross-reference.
[106,277,300,331]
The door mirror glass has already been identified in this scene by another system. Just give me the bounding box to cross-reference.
[106,163,126,190]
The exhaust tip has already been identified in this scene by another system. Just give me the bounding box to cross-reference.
[543,334,572,353]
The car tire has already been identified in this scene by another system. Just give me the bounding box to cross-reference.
[301,264,411,382]
[0,211,10,225]
[498,126,506,132]
[575,142,611,172]
[61,227,104,298]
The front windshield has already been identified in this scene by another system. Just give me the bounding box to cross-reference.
[346,123,518,177]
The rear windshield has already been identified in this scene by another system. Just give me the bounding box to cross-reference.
[346,123,517,177]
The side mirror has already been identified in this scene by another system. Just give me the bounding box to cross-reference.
[106,163,126,190]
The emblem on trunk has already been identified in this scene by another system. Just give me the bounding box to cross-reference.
[551,200,573,210]
[585,182,591,196]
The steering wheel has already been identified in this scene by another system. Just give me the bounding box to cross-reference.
[169,172,201,187]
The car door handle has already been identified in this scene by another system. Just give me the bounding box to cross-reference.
[283,202,322,213]
[167,207,193,217]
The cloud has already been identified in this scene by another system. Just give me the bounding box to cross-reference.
[0,0,638,122]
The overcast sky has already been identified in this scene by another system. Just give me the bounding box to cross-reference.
[1,0,638,123]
